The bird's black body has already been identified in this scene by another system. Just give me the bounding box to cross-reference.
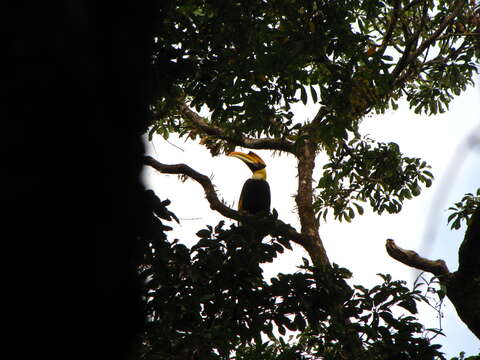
[239,178,271,214]
[228,151,271,215]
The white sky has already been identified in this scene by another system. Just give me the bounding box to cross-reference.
[142,77,480,357]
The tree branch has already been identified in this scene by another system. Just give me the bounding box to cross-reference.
[144,155,311,246]
[391,0,429,79]
[385,205,480,340]
[385,239,450,279]
[178,101,295,153]
[391,0,465,84]
[295,140,330,267]
[411,0,465,60]
[378,0,401,57]
[144,155,238,219]
[310,105,331,128]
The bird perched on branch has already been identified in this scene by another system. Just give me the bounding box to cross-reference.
[228,151,271,215]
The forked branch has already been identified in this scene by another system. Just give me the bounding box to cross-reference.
[179,101,295,153]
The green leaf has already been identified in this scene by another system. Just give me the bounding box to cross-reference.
[310,85,318,103]
[447,213,457,223]
[196,229,211,238]
[300,86,308,105]
[353,202,364,215]
[373,291,390,306]
[411,185,421,197]
[398,299,417,314]
[277,237,292,250]
[379,311,395,326]
[437,286,446,301]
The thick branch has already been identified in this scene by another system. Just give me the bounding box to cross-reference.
[386,227,480,339]
[144,155,310,246]
[295,140,330,267]
[293,139,362,356]
[451,205,480,339]
[144,155,238,219]
[179,102,295,153]
[385,239,450,279]
[294,105,333,267]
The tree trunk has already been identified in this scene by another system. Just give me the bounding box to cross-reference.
[296,140,330,267]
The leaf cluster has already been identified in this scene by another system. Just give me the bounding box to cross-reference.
[447,188,480,230]
[140,212,302,358]
[315,137,434,221]
[347,274,443,360]
[138,193,447,359]
[450,351,480,360]
[151,0,479,142]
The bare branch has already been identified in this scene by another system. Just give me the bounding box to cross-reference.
[385,239,450,279]
[144,155,311,246]
[178,101,295,153]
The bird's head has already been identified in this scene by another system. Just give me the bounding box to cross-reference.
[228,151,267,180]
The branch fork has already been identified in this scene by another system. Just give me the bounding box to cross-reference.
[385,206,480,339]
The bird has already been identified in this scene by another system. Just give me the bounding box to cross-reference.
[228,151,271,215]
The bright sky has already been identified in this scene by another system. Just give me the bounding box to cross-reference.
[143,78,480,357]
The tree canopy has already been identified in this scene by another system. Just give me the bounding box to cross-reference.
[141,0,480,359]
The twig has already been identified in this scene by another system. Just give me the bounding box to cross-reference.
[165,139,185,152]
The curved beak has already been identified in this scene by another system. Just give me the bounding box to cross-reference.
[228,151,266,167]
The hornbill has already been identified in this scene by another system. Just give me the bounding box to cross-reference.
[228,151,271,215]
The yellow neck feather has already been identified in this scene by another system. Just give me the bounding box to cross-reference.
[252,168,267,180]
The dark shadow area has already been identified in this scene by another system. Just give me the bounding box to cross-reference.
[5,2,163,358]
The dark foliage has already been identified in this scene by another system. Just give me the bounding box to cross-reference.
[139,209,447,359]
